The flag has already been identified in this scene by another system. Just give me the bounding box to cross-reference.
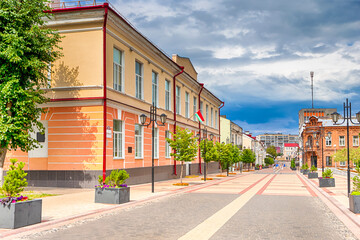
[195,110,204,122]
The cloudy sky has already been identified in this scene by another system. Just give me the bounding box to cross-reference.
[108,0,360,135]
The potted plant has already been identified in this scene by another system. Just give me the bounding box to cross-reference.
[350,166,360,213]
[0,159,42,229]
[308,165,318,179]
[302,163,310,175]
[95,169,130,204]
[319,168,335,187]
[255,164,260,170]
[290,159,296,171]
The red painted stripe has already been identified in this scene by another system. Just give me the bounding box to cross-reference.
[297,174,318,197]
[256,174,276,195]
[238,174,269,194]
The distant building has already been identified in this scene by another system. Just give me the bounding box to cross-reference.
[284,143,299,160]
[256,133,299,153]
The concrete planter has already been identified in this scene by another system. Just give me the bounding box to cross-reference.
[0,199,42,229]
[308,172,318,179]
[349,194,360,213]
[300,169,304,173]
[302,170,310,175]
[290,167,296,171]
[319,178,335,188]
[95,187,130,204]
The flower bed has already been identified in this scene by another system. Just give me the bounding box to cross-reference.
[173,183,189,186]
[216,174,227,177]
[201,178,213,180]
[229,173,237,175]
[185,175,199,178]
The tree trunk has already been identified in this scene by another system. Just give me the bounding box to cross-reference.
[180,161,184,184]
[227,167,229,176]
[0,147,7,185]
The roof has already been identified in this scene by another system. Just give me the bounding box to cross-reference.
[284,143,299,148]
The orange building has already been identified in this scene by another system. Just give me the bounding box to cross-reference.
[4,2,223,187]
[301,116,360,169]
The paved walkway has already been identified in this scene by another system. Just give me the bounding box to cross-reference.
[1,168,360,239]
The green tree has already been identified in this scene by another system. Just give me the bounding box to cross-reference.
[332,148,360,166]
[199,139,219,173]
[0,0,62,184]
[216,142,233,175]
[166,127,198,183]
[264,157,274,166]
[241,149,256,170]
[0,159,28,198]
[231,145,241,172]
[266,146,277,160]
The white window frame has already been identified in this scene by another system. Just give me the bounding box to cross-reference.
[339,136,345,147]
[113,48,124,92]
[215,110,218,129]
[154,128,159,159]
[206,105,209,125]
[185,92,189,118]
[353,135,359,147]
[326,135,332,146]
[165,130,171,158]
[165,80,170,111]
[113,119,124,159]
[152,71,158,107]
[193,97,197,121]
[326,156,332,166]
[340,161,346,166]
[135,124,143,158]
[176,86,181,115]
[135,61,143,100]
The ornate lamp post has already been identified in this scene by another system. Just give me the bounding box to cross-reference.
[197,128,213,181]
[140,103,167,193]
[331,98,360,196]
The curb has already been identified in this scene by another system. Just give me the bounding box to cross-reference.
[0,173,247,239]
[298,173,360,238]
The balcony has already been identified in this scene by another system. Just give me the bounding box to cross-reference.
[48,0,108,9]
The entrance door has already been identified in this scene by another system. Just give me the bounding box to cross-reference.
[311,156,317,167]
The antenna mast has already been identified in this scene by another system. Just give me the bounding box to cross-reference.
[310,71,314,108]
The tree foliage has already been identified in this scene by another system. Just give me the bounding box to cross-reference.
[265,157,274,166]
[266,146,277,159]
[241,149,256,169]
[166,127,198,183]
[0,159,28,197]
[331,148,360,166]
[0,0,62,168]
[199,139,219,163]
[216,142,233,172]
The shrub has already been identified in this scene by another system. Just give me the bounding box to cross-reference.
[255,164,260,168]
[0,159,28,198]
[352,167,360,195]
[291,160,296,169]
[311,165,317,172]
[322,168,333,178]
[301,163,309,170]
[97,169,129,188]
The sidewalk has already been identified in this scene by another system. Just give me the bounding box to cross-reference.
[299,170,360,238]
[0,171,245,239]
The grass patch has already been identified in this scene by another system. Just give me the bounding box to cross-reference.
[0,191,58,200]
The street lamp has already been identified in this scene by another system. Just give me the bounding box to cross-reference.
[197,128,213,181]
[331,98,360,196]
[140,103,167,193]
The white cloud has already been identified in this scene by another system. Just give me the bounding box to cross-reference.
[233,118,298,135]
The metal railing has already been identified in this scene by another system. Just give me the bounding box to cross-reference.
[48,0,107,9]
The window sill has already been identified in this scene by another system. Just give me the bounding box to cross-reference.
[113,157,125,160]
[135,157,143,160]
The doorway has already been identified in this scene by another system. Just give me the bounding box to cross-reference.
[311,155,317,167]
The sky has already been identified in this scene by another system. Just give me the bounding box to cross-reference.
[108,0,360,135]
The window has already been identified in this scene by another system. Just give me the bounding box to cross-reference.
[340,161,346,166]
[326,156,332,166]
[354,136,359,147]
[135,61,143,99]
[215,110,218,129]
[165,80,170,111]
[185,92,189,118]
[176,86,181,114]
[113,120,123,158]
[152,71,158,106]
[206,105,209,125]
[165,130,171,158]
[193,97,197,121]
[326,135,332,146]
[135,124,143,158]
[113,48,123,92]
[211,108,213,127]
[154,128,159,158]
[339,136,345,146]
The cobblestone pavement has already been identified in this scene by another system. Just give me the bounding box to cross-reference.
[17,169,358,240]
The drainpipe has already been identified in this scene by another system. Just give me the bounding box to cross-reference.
[173,66,184,175]
[198,83,204,174]
[102,3,109,183]
[219,101,225,141]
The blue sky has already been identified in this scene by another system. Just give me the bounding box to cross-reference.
[108,0,360,135]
